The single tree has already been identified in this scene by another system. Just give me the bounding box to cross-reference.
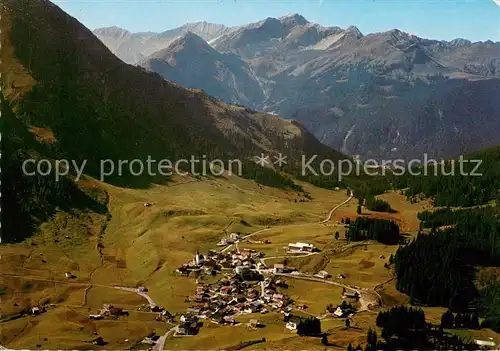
[345,319,351,328]
[366,328,378,351]
[321,334,328,345]
[440,310,454,329]
[357,205,362,215]
[335,231,340,240]
[471,312,480,329]
[389,254,394,265]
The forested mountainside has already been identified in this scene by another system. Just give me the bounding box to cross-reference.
[389,148,500,333]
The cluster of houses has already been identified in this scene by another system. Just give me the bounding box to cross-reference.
[247,239,272,245]
[327,301,357,318]
[217,232,241,246]
[176,248,265,277]
[29,306,48,316]
[176,274,291,335]
[88,304,129,320]
[313,270,331,279]
[272,263,297,274]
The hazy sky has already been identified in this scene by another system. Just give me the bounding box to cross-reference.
[53,0,500,42]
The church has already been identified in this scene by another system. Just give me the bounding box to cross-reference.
[194,249,205,266]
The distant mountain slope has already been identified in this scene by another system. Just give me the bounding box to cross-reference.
[128,13,500,160]
[1,0,347,183]
[93,22,231,64]
[139,32,265,107]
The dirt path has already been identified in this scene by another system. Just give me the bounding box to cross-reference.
[114,286,156,307]
[152,325,178,351]
[220,190,354,254]
[0,274,158,307]
[220,228,270,253]
[319,190,354,224]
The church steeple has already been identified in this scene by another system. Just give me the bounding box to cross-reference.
[195,249,204,266]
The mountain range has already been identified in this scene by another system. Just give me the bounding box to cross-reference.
[94,14,500,160]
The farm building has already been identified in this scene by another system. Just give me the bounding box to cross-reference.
[288,242,314,252]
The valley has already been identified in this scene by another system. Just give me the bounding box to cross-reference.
[2,0,500,350]
[0,173,438,350]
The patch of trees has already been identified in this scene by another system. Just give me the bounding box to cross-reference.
[376,306,426,338]
[479,282,500,331]
[346,218,400,245]
[372,305,477,350]
[341,217,351,225]
[241,163,303,191]
[350,177,392,200]
[365,328,378,351]
[365,195,395,213]
[296,317,322,336]
[395,211,500,310]
[391,147,500,207]
[440,310,480,329]
[417,208,486,229]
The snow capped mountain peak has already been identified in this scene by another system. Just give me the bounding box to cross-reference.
[278,13,309,26]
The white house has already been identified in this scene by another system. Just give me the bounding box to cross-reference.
[475,339,496,347]
[288,242,314,252]
[273,264,284,273]
[235,266,250,274]
[285,316,301,331]
[315,271,330,279]
[333,307,345,317]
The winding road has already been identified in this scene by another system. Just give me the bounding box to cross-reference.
[220,190,354,254]
[320,190,354,224]
[114,286,157,307]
